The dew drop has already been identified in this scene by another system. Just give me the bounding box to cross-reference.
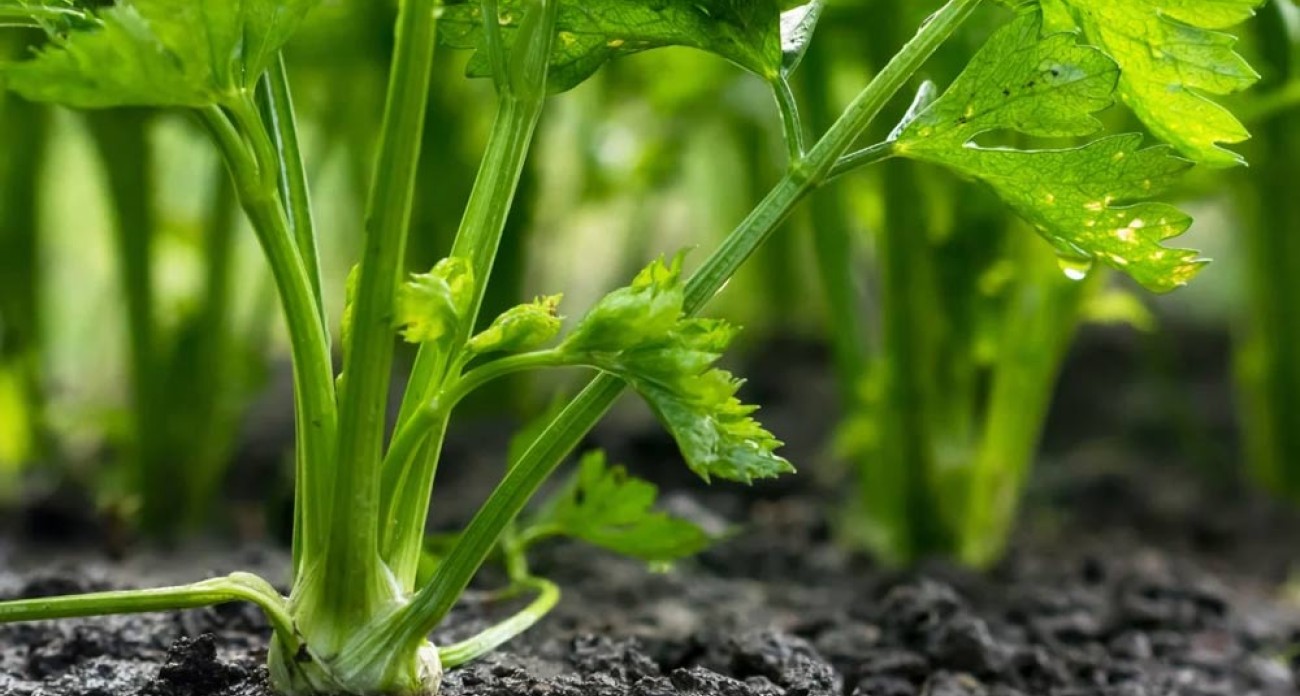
[1057,255,1094,281]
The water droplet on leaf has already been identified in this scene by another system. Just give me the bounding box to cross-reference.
[1057,255,1093,281]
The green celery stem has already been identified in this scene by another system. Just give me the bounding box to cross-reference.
[307,0,439,638]
[381,93,548,587]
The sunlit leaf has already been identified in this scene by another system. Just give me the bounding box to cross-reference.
[895,14,1202,292]
[1043,0,1263,166]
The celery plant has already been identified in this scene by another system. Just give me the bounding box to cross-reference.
[0,0,1270,691]
[1,0,1251,690]
[1,4,268,526]
[0,0,996,692]
[826,0,1262,566]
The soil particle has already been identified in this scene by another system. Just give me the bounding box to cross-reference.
[571,635,662,683]
[139,635,260,696]
[918,672,987,696]
[725,631,837,696]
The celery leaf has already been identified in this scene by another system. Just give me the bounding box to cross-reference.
[560,255,791,483]
[895,14,1202,293]
[3,0,317,108]
[525,451,711,562]
[398,257,474,345]
[438,0,786,92]
[1044,0,1263,166]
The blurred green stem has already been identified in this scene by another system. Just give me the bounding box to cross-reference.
[87,110,168,534]
[958,235,1088,566]
[800,36,870,400]
[180,169,240,530]
[0,73,48,468]
[1236,1,1300,501]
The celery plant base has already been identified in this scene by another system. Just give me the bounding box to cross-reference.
[268,639,442,696]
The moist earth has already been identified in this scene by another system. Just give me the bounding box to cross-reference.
[2,332,1297,696]
[2,463,1299,696]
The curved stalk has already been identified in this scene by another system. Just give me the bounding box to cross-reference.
[383,351,564,480]
[200,105,337,569]
[773,77,807,163]
[227,97,283,192]
[437,576,559,669]
[256,59,325,571]
[827,141,898,182]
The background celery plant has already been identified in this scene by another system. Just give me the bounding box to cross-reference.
[82,110,265,537]
[1233,0,1300,505]
[813,1,1097,567]
[819,0,1262,567]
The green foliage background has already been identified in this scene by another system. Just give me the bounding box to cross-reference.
[0,0,1294,543]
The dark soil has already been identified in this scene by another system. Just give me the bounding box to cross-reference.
[3,329,1299,696]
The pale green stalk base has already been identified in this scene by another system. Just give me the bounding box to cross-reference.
[268,634,443,696]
